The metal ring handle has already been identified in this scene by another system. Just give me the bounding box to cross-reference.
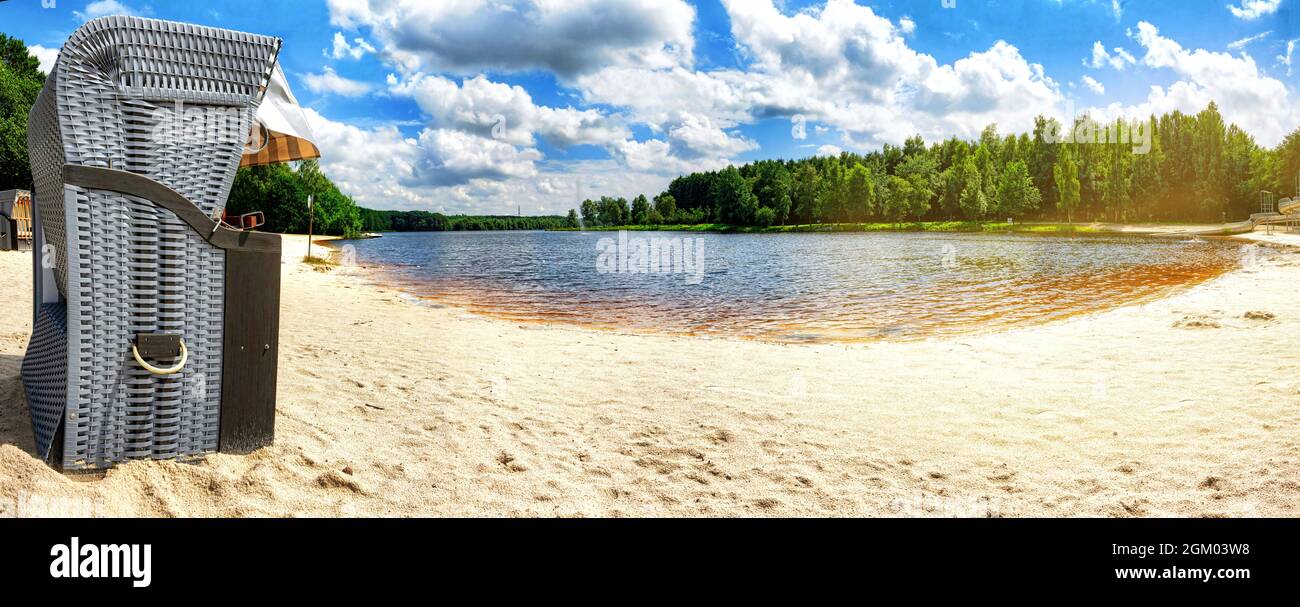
[131,340,188,375]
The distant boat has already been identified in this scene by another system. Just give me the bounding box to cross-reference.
[360,232,383,239]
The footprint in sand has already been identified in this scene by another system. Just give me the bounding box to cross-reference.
[752,498,780,510]
[1198,476,1229,491]
[987,466,1016,481]
[1118,499,1150,516]
[495,451,528,473]
[1172,314,1221,329]
[315,471,365,494]
[706,428,734,445]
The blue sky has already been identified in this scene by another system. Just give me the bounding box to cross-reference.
[2,0,1297,213]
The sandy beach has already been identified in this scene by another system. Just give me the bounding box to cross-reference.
[1,232,1298,517]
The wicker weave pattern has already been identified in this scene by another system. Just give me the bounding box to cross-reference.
[24,16,280,469]
[21,303,69,460]
[27,73,67,288]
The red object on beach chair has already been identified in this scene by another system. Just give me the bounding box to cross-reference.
[217,210,266,231]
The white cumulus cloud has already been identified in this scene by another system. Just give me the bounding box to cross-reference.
[326,32,376,60]
[1227,0,1282,21]
[1086,21,1299,146]
[1086,41,1137,70]
[708,0,1065,145]
[1278,39,1297,76]
[304,108,670,213]
[1081,75,1106,94]
[302,66,374,97]
[74,0,145,21]
[389,73,631,148]
[326,0,696,78]
[28,45,59,74]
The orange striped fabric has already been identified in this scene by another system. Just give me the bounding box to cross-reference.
[240,132,322,167]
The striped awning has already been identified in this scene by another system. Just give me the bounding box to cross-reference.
[241,64,320,167]
[241,130,321,167]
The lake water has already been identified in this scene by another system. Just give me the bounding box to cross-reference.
[337,230,1244,342]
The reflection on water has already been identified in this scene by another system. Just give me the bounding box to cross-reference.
[339,231,1242,343]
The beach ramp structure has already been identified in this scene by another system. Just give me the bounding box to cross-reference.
[23,16,317,470]
[1251,196,1300,233]
[0,190,33,251]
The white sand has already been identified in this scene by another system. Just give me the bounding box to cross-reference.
[2,233,1298,517]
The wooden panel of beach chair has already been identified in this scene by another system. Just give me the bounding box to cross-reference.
[13,191,33,242]
[23,16,284,470]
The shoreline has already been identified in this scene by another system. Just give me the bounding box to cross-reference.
[542,220,1257,236]
[324,229,1265,347]
[2,232,1299,516]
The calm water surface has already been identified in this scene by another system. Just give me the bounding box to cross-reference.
[338,231,1242,342]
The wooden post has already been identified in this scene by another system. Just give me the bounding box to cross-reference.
[306,194,315,259]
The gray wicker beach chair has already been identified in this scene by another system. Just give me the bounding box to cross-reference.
[23,16,317,470]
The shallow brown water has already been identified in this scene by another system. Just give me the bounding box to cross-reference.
[339,231,1245,343]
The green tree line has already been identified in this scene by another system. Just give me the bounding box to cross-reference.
[359,209,576,232]
[579,104,1300,227]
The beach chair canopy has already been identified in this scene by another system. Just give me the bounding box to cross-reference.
[241,64,321,167]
